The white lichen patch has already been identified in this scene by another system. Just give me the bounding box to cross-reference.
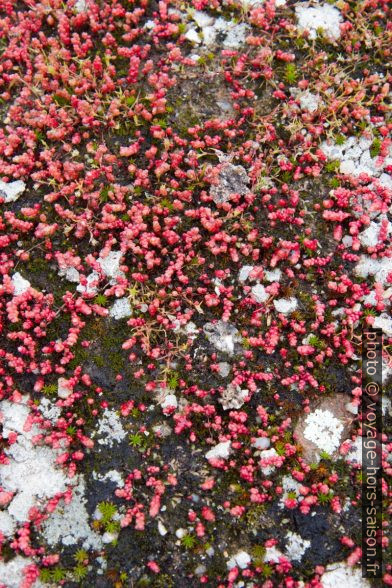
[354,255,392,287]
[359,216,392,248]
[42,476,102,550]
[74,0,88,13]
[238,265,255,282]
[237,0,264,7]
[345,401,358,415]
[0,397,68,523]
[345,436,362,465]
[227,550,251,570]
[0,179,26,203]
[320,562,371,587]
[58,377,72,399]
[321,135,392,188]
[93,469,125,488]
[259,448,280,476]
[201,17,250,49]
[285,531,310,562]
[303,409,344,455]
[94,409,126,447]
[98,250,125,282]
[109,297,132,320]
[192,10,214,29]
[12,272,31,295]
[185,28,201,44]
[273,297,298,315]
[295,395,352,463]
[296,3,343,41]
[155,386,178,413]
[219,384,248,410]
[38,397,61,423]
[264,546,284,563]
[76,270,99,295]
[172,318,198,338]
[0,511,16,538]
[299,91,319,113]
[205,440,231,461]
[184,320,199,339]
[383,356,392,383]
[152,422,172,438]
[251,284,269,303]
[0,556,42,588]
[279,475,302,509]
[217,362,231,378]
[59,265,80,283]
[372,312,392,337]
[252,437,270,450]
[160,393,178,411]
[265,269,282,282]
[77,250,125,294]
[218,19,249,49]
[102,530,119,544]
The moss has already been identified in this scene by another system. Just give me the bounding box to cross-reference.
[100,328,128,373]
[42,383,57,396]
[181,534,197,550]
[370,137,382,158]
[66,314,129,374]
[261,563,274,578]
[153,573,175,587]
[251,544,266,567]
[53,94,70,107]
[172,103,200,135]
[99,185,112,204]
[136,577,152,587]
[1,543,15,563]
[92,354,105,368]
[25,256,47,274]
[39,569,52,583]
[67,346,89,371]
[205,553,227,579]
[245,504,266,531]
[166,371,180,390]
[284,63,298,84]
[325,160,340,173]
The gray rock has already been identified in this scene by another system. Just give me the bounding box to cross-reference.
[203,320,242,355]
[218,362,231,377]
[210,163,250,204]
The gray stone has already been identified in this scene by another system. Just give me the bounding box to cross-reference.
[203,320,242,355]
